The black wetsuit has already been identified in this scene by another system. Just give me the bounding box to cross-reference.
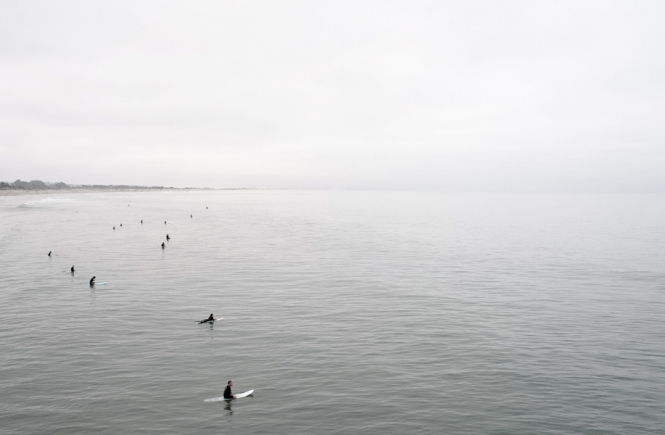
[90,278,95,285]
[223,385,233,399]
[199,315,215,324]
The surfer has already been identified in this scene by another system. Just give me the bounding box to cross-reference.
[141,219,143,224]
[223,381,236,399]
[164,220,167,224]
[113,226,115,230]
[89,276,96,286]
[120,223,122,227]
[161,242,165,249]
[166,234,170,241]
[71,265,75,273]
[199,313,215,324]
[48,251,51,257]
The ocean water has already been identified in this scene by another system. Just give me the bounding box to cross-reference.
[0,190,664,434]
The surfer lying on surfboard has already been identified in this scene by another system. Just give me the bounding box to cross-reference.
[198,313,217,324]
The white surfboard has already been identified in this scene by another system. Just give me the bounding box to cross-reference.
[204,389,254,402]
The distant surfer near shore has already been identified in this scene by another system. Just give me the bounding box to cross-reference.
[48,251,51,257]
[141,219,143,224]
[166,234,170,241]
[164,220,167,225]
[113,226,115,230]
[199,313,216,324]
[223,381,236,399]
[89,276,96,286]
[161,242,165,249]
[120,223,122,227]
[71,265,75,273]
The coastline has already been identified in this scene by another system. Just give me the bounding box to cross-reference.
[0,188,217,197]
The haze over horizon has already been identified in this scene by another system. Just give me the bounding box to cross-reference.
[1,1,664,192]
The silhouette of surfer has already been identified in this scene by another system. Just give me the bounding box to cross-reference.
[224,381,236,399]
[71,265,75,273]
[199,313,215,324]
[89,276,96,286]
[48,251,51,257]
[161,242,165,249]
[141,219,143,224]
[166,234,170,241]
[223,381,236,399]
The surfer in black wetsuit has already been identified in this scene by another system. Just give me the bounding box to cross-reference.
[223,381,235,399]
[166,234,170,241]
[90,276,96,286]
[113,226,115,230]
[199,313,215,324]
[161,242,165,249]
[71,265,75,273]
[48,251,52,257]
[141,220,143,224]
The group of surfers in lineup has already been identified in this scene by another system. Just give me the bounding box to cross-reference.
[48,209,242,399]
[50,215,222,323]
[52,216,200,287]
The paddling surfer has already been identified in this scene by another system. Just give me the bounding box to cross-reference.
[223,381,236,399]
[199,313,215,324]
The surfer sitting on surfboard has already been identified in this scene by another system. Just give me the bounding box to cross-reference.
[89,276,96,286]
[223,381,236,399]
[199,313,215,324]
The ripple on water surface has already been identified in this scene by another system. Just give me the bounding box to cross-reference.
[0,191,664,434]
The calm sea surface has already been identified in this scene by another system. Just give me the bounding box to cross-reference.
[0,190,663,434]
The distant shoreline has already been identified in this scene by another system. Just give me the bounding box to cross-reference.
[0,188,254,197]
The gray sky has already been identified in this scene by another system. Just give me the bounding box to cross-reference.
[1,0,664,190]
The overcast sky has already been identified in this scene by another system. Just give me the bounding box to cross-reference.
[1,1,664,190]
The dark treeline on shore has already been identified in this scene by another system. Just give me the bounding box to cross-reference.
[0,179,174,190]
